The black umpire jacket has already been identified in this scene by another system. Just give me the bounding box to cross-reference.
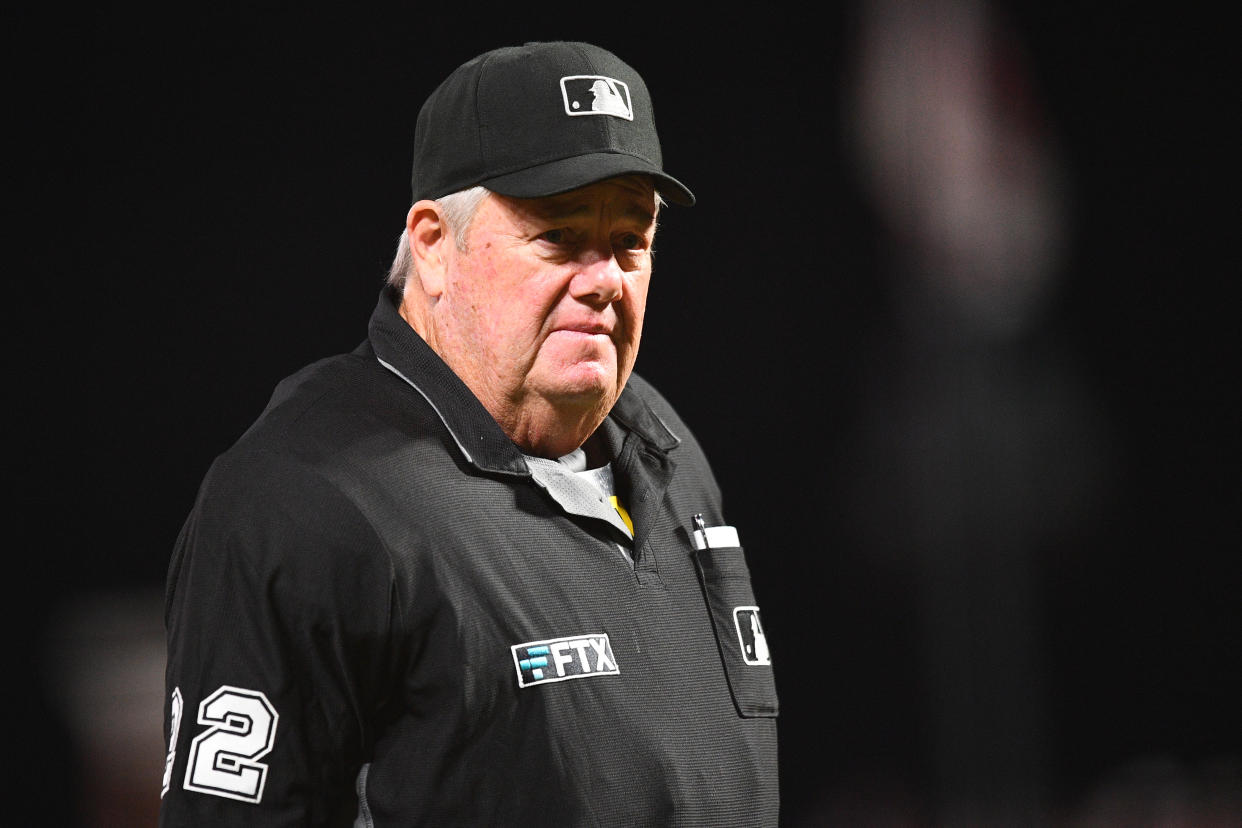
[160,288,779,826]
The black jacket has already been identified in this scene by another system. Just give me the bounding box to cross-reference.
[160,289,779,826]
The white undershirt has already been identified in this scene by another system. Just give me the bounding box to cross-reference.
[522,448,635,565]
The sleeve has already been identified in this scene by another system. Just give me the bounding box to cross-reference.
[159,452,402,827]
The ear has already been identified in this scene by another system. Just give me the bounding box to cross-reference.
[406,200,450,298]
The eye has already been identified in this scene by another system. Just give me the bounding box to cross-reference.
[538,228,569,245]
[615,232,645,251]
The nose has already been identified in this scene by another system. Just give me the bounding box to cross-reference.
[570,250,624,307]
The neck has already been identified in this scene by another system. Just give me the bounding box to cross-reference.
[498,394,609,459]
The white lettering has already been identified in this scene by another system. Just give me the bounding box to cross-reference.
[183,686,279,804]
[569,640,593,672]
[551,641,574,677]
[589,637,617,671]
[512,633,619,688]
[161,688,184,797]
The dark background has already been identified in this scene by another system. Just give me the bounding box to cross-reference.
[19,4,1236,825]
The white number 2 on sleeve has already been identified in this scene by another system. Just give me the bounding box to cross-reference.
[182,685,280,804]
[161,688,183,798]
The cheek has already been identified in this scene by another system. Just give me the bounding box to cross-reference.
[441,266,503,354]
[621,275,651,336]
[452,265,549,355]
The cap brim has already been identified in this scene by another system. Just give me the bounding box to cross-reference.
[481,153,695,206]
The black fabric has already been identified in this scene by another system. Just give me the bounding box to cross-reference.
[693,545,781,718]
[160,290,778,826]
[410,41,695,205]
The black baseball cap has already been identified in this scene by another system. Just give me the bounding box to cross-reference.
[410,42,694,206]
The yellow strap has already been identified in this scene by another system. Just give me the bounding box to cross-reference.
[608,495,635,535]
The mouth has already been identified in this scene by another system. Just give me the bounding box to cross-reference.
[551,324,613,338]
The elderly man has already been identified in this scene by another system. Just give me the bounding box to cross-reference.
[160,42,778,826]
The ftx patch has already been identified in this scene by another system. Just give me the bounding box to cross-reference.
[512,633,619,688]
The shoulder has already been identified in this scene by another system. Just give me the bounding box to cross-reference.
[179,349,450,576]
[242,351,432,446]
[217,348,456,479]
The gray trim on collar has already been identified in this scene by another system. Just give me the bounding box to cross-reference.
[377,357,477,466]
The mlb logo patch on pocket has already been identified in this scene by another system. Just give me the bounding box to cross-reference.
[733,607,771,666]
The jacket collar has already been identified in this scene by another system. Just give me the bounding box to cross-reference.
[367,288,678,476]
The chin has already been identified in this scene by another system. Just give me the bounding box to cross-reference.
[539,365,619,407]
[548,380,614,406]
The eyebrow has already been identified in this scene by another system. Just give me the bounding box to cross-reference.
[526,199,657,227]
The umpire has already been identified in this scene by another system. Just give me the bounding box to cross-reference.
[160,41,778,826]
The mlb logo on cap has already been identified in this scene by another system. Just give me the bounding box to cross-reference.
[560,75,634,120]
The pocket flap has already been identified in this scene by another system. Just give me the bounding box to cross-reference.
[692,545,779,718]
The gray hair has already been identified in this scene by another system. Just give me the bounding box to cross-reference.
[386,186,491,292]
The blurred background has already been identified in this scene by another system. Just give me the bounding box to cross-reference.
[16,3,1236,825]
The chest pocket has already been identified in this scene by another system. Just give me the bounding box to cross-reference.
[692,541,780,718]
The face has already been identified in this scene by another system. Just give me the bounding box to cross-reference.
[420,176,658,452]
